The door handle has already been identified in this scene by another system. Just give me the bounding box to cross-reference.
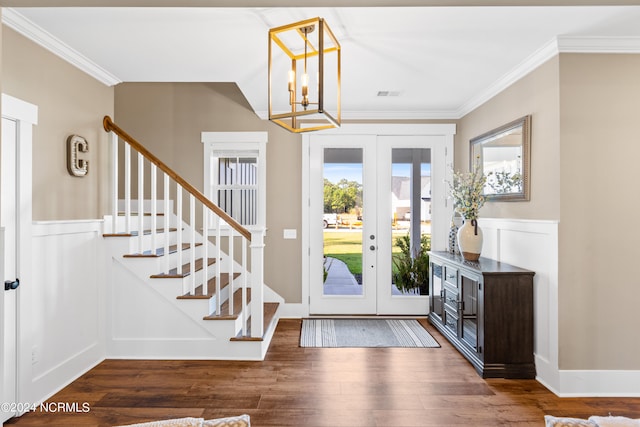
[5,278,20,291]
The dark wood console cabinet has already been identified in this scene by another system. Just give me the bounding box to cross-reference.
[428,251,535,379]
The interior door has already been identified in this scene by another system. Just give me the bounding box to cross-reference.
[309,134,446,315]
[1,116,19,423]
[1,94,35,423]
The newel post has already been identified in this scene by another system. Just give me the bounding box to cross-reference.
[250,228,265,338]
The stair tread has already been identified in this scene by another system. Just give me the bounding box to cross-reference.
[103,227,178,237]
[124,242,203,258]
[150,257,216,278]
[203,288,250,320]
[176,273,240,299]
[230,302,280,342]
[117,212,166,216]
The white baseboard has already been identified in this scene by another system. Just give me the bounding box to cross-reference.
[280,303,307,318]
[536,358,640,397]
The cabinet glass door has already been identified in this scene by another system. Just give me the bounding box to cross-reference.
[430,262,443,321]
[460,275,479,351]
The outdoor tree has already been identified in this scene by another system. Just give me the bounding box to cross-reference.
[324,179,362,213]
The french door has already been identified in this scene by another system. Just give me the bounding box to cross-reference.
[307,130,451,315]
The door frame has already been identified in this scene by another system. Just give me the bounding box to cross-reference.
[1,94,37,420]
[301,123,456,317]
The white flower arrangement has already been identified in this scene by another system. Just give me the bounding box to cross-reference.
[448,159,487,221]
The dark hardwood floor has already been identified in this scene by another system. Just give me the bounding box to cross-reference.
[6,319,640,426]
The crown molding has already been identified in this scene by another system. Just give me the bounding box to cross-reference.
[456,35,640,118]
[456,37,560,118]
[557,35,640,53]
[2,8,122,87]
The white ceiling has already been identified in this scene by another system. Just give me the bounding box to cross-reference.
[4,5,640,119]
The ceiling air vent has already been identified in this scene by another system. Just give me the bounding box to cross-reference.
[377,91,401,97]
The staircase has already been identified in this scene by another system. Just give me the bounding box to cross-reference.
[102,116,282,360]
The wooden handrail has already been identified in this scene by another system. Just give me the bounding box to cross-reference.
[103,116,251,241]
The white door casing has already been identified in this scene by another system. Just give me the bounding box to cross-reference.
[1,94,37,422]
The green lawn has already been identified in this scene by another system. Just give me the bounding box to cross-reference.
[324,231,364,274]
[323,231,407,275]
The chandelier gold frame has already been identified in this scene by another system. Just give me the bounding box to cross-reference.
[268,17,341,133]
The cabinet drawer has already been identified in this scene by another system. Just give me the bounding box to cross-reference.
[443,307,458,335]
[444,265,458,287]
[443,285,458,312]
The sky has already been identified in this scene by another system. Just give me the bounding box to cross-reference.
[324,163,431,185]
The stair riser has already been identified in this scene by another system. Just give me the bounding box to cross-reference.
[116,215,168,230]
[117,199,174,214]
[124,233,178,254]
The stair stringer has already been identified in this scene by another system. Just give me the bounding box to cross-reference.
[105,241,268,360]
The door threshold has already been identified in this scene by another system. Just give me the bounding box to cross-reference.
[307,314,429,319]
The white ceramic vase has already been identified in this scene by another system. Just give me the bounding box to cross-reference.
[457,218,483,261]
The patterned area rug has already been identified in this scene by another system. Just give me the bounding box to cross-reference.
[300,318,440,348]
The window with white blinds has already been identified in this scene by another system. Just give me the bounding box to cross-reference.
[202,132,267,229]
[215,155,258,226]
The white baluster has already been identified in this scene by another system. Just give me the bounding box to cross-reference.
[163,173,170,274]
[151,164,157,255]
[189,195,196,295]
[137,153,144,254]
[228,228,234,316]
[176,185,184,294]
[216,218,221,316]
[111,132,118,234]
[124,144,131,234]
[242,237,248,336]
[202,205,209,296]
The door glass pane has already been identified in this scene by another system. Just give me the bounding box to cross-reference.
[391,148,431,296]
[460,275,478,350]
[322,148,363,296]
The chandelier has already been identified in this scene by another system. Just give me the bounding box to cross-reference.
[268,17,341,133]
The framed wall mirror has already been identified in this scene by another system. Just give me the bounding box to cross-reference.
[470,115,531,201]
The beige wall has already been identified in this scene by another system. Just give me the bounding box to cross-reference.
[455,56,561,221]
[458,53,640,370]
[8,20,639,369]
[558,53,640,370]
[114,82,303,303]
[2,27,114,220]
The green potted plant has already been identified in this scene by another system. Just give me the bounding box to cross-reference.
[393,234,431,295]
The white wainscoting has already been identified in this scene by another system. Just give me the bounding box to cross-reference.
[479,218,640,397]
[478,218,560,392]
[30,220,105,404]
